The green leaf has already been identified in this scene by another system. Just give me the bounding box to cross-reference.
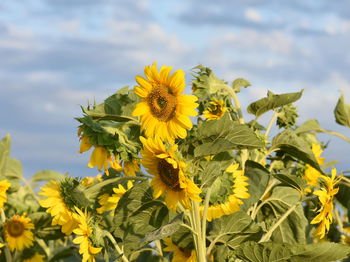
[257,186,306,244]
[210,211,262,249]
[247,90,303,118]
[194,114,264,156]
[48,247,78,262]
[232,78,251,93]
[270,129,322,173]
[113,181,169,256]
[295,119,321,134]
[0,134,23,182]
[241,161,270,210]
[140,214,183,245]
[273,173,306,191]
[334,94,350,128]
[235,241,350,262]
[31,170,66,183]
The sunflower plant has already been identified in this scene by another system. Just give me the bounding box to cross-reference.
[2,63,350,261]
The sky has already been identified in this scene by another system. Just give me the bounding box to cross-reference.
[0,0,350,178]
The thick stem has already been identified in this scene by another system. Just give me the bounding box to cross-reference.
[265,112,278,138]
[193,202,207,262]
[104,231,129,262]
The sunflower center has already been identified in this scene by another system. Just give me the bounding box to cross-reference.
[147,86,176,121]
[210,104,223,116]
[158,159,182,192]
[7,220,25,237]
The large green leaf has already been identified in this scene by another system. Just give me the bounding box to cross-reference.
[273,173,306,192]
[235,241,350,262]
[194,114,264,157]
[334,94,350,128]
[294,119,321,134]
[241,161,270,210]
[112,181,169,256]
[257,186,306,244]
[270,129,322,173]
[247,90,303,118]
[209,211,262,257]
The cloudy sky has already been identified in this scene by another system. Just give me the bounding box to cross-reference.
[1,0,350,178]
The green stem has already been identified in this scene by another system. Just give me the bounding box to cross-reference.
[0,210,12,262]
[319,129,350,144]
[259,202,299,242]
[104,231,129,262]
[265,112,278,138]
[201,186,212,244]
[193,202,207,262]
[231,92,244,124]
[21,177,41,203]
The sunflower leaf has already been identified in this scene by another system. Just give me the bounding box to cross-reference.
[232,78,251,93]
[270,129,323,174]
[209,211,262,249]
[194,114,264,157]
[235,241,350,262]
[334,94,350,128]
[256,186,306,244]
[247,90,303,118]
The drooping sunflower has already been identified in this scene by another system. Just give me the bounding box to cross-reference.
[311,168,341,239]
[4,214,34,251]
[79,135,122,176]
[202,98,227,120]
[22,253,45,262]
[304,143,325,191]
[132,62,198,142]
[200,163,250,221]
[124,159,140,176]
[96,181,133,215]
[140,136,201,210]
[163,238,196,262]
[0,180,10,208]
[73,208,102,262]
[39,181,78,235]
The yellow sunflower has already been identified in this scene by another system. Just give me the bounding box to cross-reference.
[140,136,201,211]
[87,146,122,176]
[124,159,140,176]
[23,253,45,262]
[200,163,250,221]
[202,98,227,120]
[163,238,196,262]
[132,62,198,142]
[304,143,325,191]
[73,208,102,262]
[311,168,341,239]
[81,175,103,187]
[79,135,93,153]
[96,181,133,215]
[39,181,78,235]
[0,180,10,208]
[4,214,34,251]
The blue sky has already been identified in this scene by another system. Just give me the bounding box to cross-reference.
[1,0,350,178]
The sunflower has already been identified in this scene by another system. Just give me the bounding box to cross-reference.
[140,136,201,210]
[39,181,78,235]
[4,214,34,251]
[0,180,10,208]
[202,98,227,120]
[81,175,103,187]
[124,159,140,176]
[200,163,250,221]
[163,238,196,262]
[73,208,102,262]
[311,168,341,239]
[304,143,326,191]
[132,62,198,142]
[23,253,45,262]
[96,181,133,215]
[87,146,122,176]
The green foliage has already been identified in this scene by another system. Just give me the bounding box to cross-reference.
[194,114,264,157]
[247,90,303,118]
[232,78,251,93]
[235,241,350,262]
[334,94,350,128]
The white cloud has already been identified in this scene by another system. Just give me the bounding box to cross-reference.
[244,8,262,22]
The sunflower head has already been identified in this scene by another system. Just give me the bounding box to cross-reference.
[4,214,34,251]
[202,98,227,120]
[132,62,198,142]
[0,179,11,208]
[140,136,201,210]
